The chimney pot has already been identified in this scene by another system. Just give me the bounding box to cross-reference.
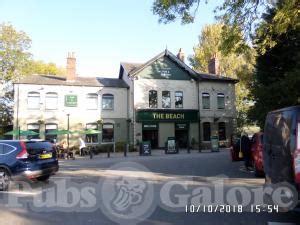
[177,48,185,62]
[66,52,76,81]
[208,55,219,75]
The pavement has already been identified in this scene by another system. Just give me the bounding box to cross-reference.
[0,148,299,225]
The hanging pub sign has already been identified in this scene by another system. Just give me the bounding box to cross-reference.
[65,95,78,107]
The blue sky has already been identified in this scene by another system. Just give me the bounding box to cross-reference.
[0,0,218,78]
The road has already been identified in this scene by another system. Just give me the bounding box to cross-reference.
[0,149,299,225]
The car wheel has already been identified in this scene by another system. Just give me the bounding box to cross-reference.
[36,175,50,182]
[0,168,11,191]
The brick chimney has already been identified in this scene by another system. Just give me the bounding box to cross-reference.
[66,52,76,81]
[208,55,219,75]
[177,48,185,62]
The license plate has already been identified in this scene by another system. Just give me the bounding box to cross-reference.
[39,153,52,159]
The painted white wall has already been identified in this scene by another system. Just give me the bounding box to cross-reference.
[134,78,198,110]
[198,81,236,118]
[14,83,128,131]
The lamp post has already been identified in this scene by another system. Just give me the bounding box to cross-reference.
[67,113,70,158]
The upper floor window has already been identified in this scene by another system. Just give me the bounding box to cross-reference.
[202,93,210,109]
[102,94,114,110]
[175,91,183,108]
[45,92,58,110]
[149,90,158,108]
[27,92,40,109]
[217,93,225,109]
[86,93,98,110]
[162,91,171,108]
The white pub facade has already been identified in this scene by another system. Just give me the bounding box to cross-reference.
[13,49,237,149]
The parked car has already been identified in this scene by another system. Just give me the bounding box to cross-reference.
[250,132,264,177]
[263,106,300,193]
[229,135,244,161]
[0,140,59,191]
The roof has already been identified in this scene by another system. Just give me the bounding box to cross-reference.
[196,72,238,83]
[15,75,129,88]
[120,49,238,83]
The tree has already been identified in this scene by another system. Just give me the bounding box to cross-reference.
[152,0,299,53]
[248,6,300,127]
[22,60,66,76]
[189,23,255,130]
[0,23,65,136]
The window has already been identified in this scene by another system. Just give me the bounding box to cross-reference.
[45,124,58,141]
[86,93,98,110]
[86,123,99,143]
[149,90,157,108]
[27,124,40,139]
[27,92,40,109]
[202,93,210,109]
[203,122,211,141]
[0,144,15,155]
[162,91,171,108]
[45,92,58,110]
[218,122,226,140]
[102,94,114,110]
[102,123,114,142]
[217,93,225,109]
[175,91,183,108]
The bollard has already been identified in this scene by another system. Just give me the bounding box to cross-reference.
[89,147,93,159]
[107,146,110,158]
[124,144,128,157]
[187,145,191,154]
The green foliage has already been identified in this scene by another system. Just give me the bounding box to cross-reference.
[152,0,299,53]
[189,23,255,130]
[248,6,300,128]
[22,60,66,76]
[0,23,31,81]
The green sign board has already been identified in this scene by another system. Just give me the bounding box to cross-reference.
[142,123,158,130]
[65,95,78,107]
[175,123,189,130]
[136,110,198,122]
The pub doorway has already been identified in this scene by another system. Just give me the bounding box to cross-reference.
[142,123,158,149]
[175,123,189,148]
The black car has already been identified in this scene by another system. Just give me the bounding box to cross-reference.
[0,140,59,191]
[263,106,300,193]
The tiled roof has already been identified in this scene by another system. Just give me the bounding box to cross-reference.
[15,75,129,88]
[121,62,143,74]
[196,72,238,83]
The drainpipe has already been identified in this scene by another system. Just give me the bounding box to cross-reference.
[197,80,201,152]
[16,83,20,140]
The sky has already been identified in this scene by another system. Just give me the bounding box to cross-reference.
[0,0,218,78]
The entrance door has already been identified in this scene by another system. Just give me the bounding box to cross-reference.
[142,130,158,149]
[175,130,188,148]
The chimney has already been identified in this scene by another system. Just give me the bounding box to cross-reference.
[208,54,219,75]
[177,48,185,62]
[66,52,76,81]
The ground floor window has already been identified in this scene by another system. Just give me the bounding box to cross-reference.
[218,122,226,140]
[203,122,211,141]
[102,123,114,142]
[45,124,57,141]
[27,123,40,139]
[86,123,99,143]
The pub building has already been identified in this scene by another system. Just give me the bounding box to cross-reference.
[13,49,237,149]
[120,48,237,149]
